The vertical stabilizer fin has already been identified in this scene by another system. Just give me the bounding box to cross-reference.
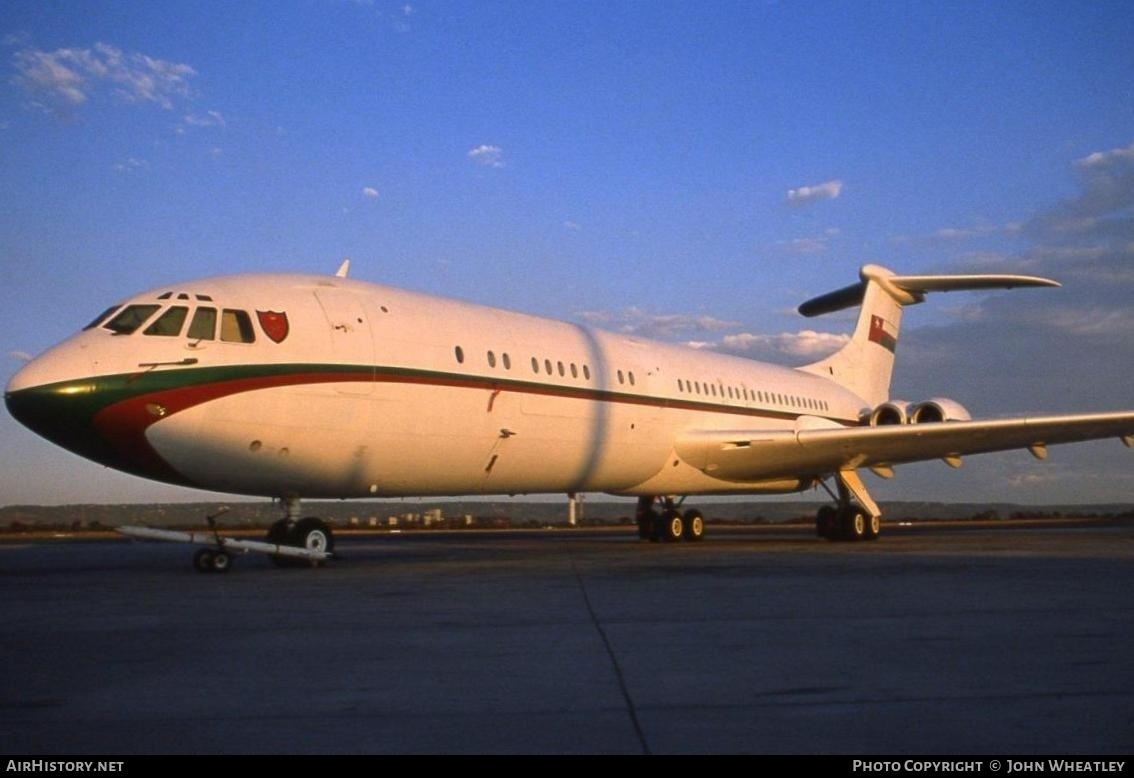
[335,259,351,278]
[797,264,1058,407]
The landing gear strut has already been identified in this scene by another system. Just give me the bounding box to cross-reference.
[193,507,234,573]
[636,496,705,543]
[816,469,882,542]
[267,498,335,566]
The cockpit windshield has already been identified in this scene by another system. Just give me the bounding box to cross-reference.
[102,305,161,335]
[83,305,123,331]
[143,306,189,337]
[85,292,265,344]
[220,309,256,343]
[187,308,216,340]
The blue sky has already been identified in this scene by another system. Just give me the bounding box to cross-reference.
[2,1,1132,505]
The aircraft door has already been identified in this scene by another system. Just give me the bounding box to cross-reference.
[313,288,375,395]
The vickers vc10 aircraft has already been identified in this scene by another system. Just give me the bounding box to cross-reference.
[6,261,1134,570]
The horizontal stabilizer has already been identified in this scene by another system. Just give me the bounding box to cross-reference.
[797,282,866,317]
[799,264,1059,317]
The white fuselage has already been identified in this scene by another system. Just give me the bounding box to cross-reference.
[7,273,868,499]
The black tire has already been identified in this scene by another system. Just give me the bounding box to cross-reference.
[636,514,653,540]
[193,548,215,573]
[863,511,881,541]
[661,510,684,543]
[816,506,838,539]
[267,517,333,567]
[266,519,290,544]
[635,497,654,540]
[290,517,334,555]
[682,509,705,541]
[842,507,867,542]
[211,550,233,573]
[266,519,295,567]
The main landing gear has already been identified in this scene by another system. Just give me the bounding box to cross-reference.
[266,498,335,567]
[636,496,705,543]
[816,469,882,542]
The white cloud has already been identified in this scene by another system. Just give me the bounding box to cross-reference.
[1004,472,1064,488]
[1030,245,1109,261]
[13,48,88,106]
[563,220,581,231]
[786,179,842,206]
[8,350,33,362]
[932,223,1003,241]
[468,144,505,168]
[577,307,739,339]
[774,227,840,254]
[113,157,148,172]
[785,237,828,254]
[12,42,196,115]
[934,227,976,240]
[1025,138,1134,262]
[1041,307,1134,338]
[578,308,851,362]
[1075,141,1134,170]
[702,330,850,359]
[3,32,32,48]
[114,49,195,107]
[362,186,380,199]
[893,222,1017,245]
[182,110,225,128]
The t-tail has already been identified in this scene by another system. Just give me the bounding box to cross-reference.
[797,264,1059,407]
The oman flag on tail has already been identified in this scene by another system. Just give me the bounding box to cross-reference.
[868,314,897,353]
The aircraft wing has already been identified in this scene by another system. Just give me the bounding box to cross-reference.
[675,411,1134,482]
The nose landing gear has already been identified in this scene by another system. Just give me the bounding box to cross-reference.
[266,499,335,567]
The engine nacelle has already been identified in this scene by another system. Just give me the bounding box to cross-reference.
[909,397,971,424]
[869,400,910,426]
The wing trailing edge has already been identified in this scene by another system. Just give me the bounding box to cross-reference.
[675,411,1134,484]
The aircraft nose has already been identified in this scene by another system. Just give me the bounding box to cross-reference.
[7,349,195,487]
[6,363,113,464]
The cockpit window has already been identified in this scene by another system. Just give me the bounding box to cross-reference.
[143,306,189,337]
[187,307,216,340]
[103,305,161,335]
[84,305,123,331]
[220,309,256,343]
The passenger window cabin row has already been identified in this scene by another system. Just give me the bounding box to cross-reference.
[453,345,641,386]
[451,345,827,413]
[677,378,828,412]
[451,343,826,412]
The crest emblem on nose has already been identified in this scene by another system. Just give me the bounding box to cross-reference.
[257,310,289,343]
